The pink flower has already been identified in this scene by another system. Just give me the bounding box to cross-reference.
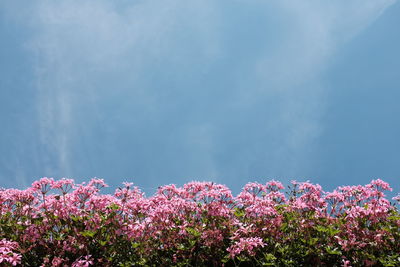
[0,239,21,266]
[52,257,64,266]
[72,255,93,267]
[342,259,352,267]
[368,179,392,191]
[227,237,265,258]
[32,177,54,194]
[266,180,284,191]
[9,253,22,266]
[52,178,75,194]
[88,178,108,190]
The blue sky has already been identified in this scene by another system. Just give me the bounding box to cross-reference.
[0,0,399,195]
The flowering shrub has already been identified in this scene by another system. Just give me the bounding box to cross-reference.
[0,178,399,266]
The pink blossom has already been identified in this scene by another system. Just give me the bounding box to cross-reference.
[52,256,64,266]
[32,177,54,195]
[0,239,21,266]
[72,255,93,267]
[227,237,265,257]
[52,178,75,194]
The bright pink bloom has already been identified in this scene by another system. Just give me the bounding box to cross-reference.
[227,237,265,257]
[72,255,93,267]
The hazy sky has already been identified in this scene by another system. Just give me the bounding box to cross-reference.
[1,0,399,195]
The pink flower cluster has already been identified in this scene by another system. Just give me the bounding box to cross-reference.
[227,237,265,257]
[0,239,21,266]
[0,178,399,266]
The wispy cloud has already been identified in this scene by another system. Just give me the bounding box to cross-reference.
[3,0,396,190]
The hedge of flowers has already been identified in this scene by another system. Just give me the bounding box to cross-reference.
[0,178,399,266]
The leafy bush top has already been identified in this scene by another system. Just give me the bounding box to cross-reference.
[1,178,399,266]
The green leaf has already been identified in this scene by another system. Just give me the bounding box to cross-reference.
[81,230,96,238]
[108,203,121,210]
[388,215,400,221]
[189,239,196,247]
[315,225,328,233]
[307,237,318,246]
[186,227,201,238]
[234,208,245,218]
[70,215,80,222]
[325,246,341,255]
[264,253,277,262]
